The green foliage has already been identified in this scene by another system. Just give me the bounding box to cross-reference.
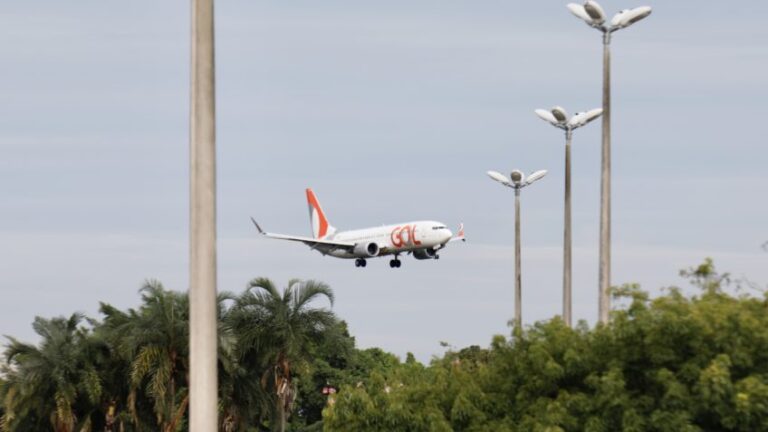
[325,260,768,432]
[4,261,768,432]
[223,278,339,432]
[100,281,191,431]
[1,278,347,431]
[1,313,105,431]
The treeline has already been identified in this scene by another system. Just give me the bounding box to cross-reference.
[0,278,393,431]
[3,260,768,431]
[325,260,768,431]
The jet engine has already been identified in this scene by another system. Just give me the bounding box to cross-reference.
[353,242,380,258]
[413,248,438,260]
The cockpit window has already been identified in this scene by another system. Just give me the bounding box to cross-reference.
[432,226,446,230]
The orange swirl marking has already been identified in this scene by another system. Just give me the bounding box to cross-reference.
[410,224,422,246]
[391,226,404,248]
[391,225,421,248]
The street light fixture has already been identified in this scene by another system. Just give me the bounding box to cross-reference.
[566,1,651,324]
[535,106,602,328]
[567,3,651,31]
[487,168,548,328]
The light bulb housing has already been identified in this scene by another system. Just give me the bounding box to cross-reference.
[487,170,512,187]
[613,6,652,28]
[525,170,548,186]
[510,170,524,186]
[566,3,594,24]
[551,106,569,123]
[584,1,607,24]
[535,109,559,126]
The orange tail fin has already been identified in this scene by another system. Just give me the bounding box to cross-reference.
[306,188,336,239]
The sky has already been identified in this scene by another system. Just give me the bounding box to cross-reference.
[1,1,767,362]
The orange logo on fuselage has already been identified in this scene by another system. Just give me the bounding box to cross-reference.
[390,225,422,248]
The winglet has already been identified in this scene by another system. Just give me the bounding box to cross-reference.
[451,223,466,242]
[250,217,265,235]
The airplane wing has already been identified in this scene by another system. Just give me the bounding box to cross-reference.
[251,218,356,250]
[449,223,466,243]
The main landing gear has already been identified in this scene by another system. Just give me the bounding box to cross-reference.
[353,257,402,268]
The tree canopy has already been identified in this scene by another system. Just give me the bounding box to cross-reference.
[3,260,768,431]
[324,260,768,432]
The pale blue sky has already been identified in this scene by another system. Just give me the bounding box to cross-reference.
[1,1,767,361]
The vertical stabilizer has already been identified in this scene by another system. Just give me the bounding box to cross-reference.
[306,188,336,239]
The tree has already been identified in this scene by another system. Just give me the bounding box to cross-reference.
[217,287,269,432]
[1,313,102,432]
[90,313,145,431]
[289,319,355,430]
[226,278,336,432]
[100,281,189,431]
[326,260,768,431]
[0,377,4,423]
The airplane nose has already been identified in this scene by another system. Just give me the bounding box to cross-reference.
[443,229,453,242]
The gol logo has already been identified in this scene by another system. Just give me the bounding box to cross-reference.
[390,225,422,248]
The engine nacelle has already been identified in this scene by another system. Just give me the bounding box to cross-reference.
[353,242,380,258]
[412,248,438,260]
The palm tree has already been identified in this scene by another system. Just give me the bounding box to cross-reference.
[1,313,103,432]
[100,281,189,432]
[226,278,336,432]
[218,288,271,432]
[88,323,136,432]
[218,324,268,432]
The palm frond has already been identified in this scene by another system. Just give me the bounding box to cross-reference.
[247,277,281,301]
[293,280,335,309]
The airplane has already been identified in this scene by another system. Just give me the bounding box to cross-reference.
[251,188,465,268]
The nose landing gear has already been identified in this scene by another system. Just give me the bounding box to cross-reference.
[355,258,367,268]
[389,258,401,268]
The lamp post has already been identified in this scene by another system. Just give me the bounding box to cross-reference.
[189,0,218,429]
[535,106,602,327]
[566,1,652,324]
[487,169,548,328]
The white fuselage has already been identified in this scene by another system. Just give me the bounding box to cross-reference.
[323,220,453,259]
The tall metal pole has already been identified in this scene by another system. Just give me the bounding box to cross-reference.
[189,0,218,429]
[598,32,611,324]
[563,129,573,327]
[514,188,522,328]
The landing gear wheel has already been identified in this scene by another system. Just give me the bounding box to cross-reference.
[390,259,401,268]
[396,260,401,268]
[361,259,367,267]
[355,258,367,268]
[434,254,440,260]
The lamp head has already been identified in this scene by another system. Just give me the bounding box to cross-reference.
[568,107,602,128]
[551,106,569,124]
[510,170,525,186]
[535,108,559,127]
[525,170,548,186]
[584,1,607,25]
[566,3,594,25]
[487,170,512,187]
[611,6,652,29]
